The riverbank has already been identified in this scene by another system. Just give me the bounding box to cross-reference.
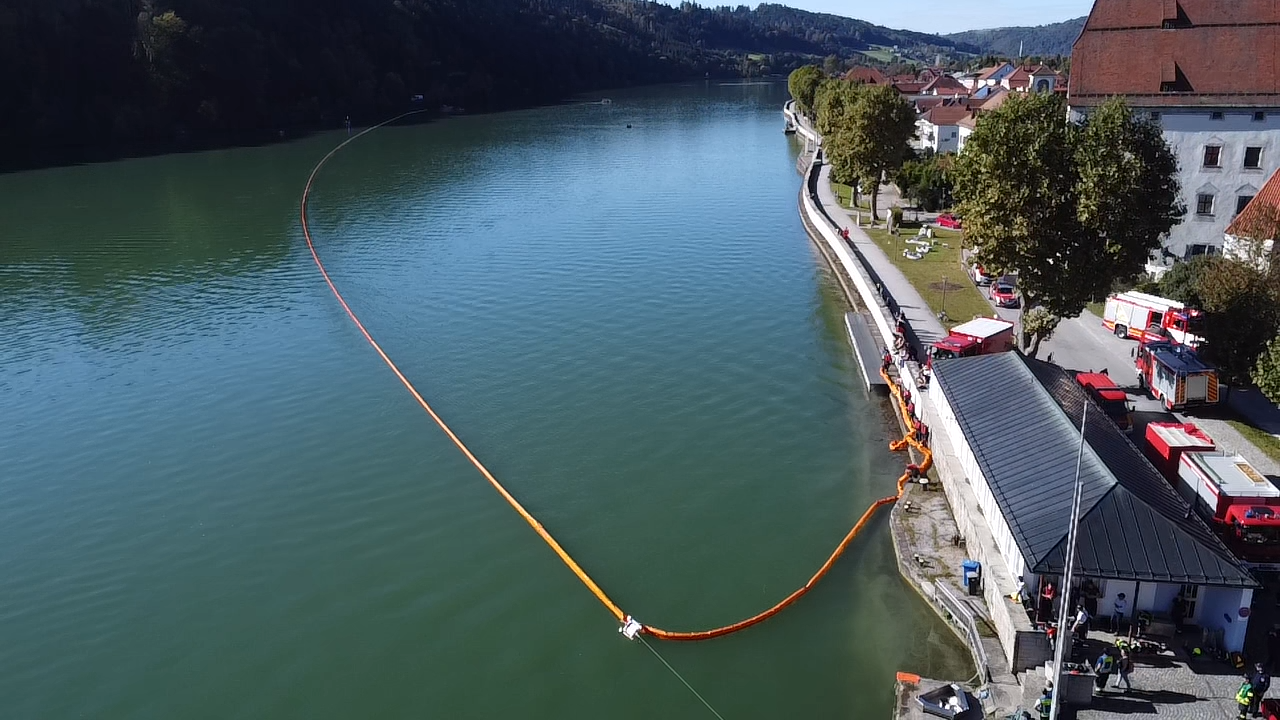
[786,100,1024,717]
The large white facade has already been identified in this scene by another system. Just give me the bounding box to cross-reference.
[1155,108,1280,261]
[915,117,960,154]
[1071,104,1280,267]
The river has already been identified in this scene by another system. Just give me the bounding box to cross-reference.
[0,81,969,718]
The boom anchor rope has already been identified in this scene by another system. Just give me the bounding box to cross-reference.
[301,115,932,643]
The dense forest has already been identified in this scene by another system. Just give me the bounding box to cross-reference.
[945,17,1085,59]
[0,0,977,169]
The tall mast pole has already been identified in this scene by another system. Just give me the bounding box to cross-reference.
[1049,402,1089,720]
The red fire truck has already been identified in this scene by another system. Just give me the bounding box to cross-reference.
[1102,291,1205,347]
[1135,340,1219,411]
[1076,372,1133,433]
[1145,422,1280,567]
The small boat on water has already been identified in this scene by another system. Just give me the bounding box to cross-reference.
[784,121,796,135]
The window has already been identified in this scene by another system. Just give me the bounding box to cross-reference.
[1196,193,1215,215]
[1238,195,1256,215]
[1149,111,1161,121]
[1245,146,1263,169]
[1203,145,1222,167]
[1255,112,1267,122]
[1211,111,1225,120]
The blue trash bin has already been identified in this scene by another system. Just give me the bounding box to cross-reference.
[962,560,981,596]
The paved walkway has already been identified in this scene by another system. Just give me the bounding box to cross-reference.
[814,163,947,349]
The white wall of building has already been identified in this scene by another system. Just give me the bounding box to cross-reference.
[1198,586,1254,652]
[1157,108,1280,260]
[929,377,1027,581]
[1066,105,1280,264]
[958,124,973,153]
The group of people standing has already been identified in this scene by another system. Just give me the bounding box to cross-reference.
[1238,664,1273,720]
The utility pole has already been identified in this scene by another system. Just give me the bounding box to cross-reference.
[1048,402,1089,720]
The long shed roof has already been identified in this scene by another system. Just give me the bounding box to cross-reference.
[932,353,1256,587]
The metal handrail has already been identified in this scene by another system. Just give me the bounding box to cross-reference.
[937,580,992,683]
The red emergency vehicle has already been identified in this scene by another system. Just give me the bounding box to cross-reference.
[1102,291,1205,347]
[1076,372,1133,433]
[1135,340,1219,411]
[1146,423,1280,566]
[930,317,1016,360]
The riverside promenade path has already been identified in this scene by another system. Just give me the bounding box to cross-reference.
[813,163,947,353]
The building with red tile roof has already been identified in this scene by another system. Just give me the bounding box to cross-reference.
[921,75,969,97]
[915,106,976,154]
[1003,65,1060,94]
[1068,0,1280,269]
[843,67,888,86]
[1224,168,1280,267]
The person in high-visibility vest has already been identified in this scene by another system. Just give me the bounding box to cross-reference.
[1094,648,1116,692]
[1238,678,1256,720]
[1036,684,1053,720]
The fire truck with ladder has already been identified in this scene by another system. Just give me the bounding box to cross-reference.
[1145,423,1280,568]
[1102,290,1205,348]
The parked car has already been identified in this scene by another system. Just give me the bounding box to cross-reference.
[970,264,993,286]
[990,276,1019,308]
[936,214,962,230]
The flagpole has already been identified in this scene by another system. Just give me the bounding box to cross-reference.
[1049,402,1088,720]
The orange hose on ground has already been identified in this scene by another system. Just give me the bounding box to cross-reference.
[300,117,931,641]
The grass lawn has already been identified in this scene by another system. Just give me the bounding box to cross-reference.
[861,46,896,63]
[832,182,872,211]
[863,224,992,329]
[1227,420,1280,464]
[1086,301,1106,318]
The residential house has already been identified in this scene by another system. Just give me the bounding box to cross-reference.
[975,62,1017,89]
[930,353,1258,658]
[1002,64,1061,94]
[957,114,977,152]
[1068,0,1280,269]
[921,75,970,97]
[1224,167,1280,269]
[843,67,888,86]
[916,106,973,154]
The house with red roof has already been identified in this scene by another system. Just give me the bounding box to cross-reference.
[1224,168,1280,269]
[921,75,970,97]
[1069,0,1280,269]
[843,67,888,86]
[915,105,974,154]
[1002,64,1061,94]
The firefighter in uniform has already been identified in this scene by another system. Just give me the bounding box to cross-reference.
[1239,677,1256,720]
[1036,684,1053,720]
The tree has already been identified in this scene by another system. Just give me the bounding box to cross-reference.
[822,54,843,76]
[813,78,858,137]
[1252,336,1280,404]
[1196,259,1280,383]
[952,94,1183,356]
[788,65,824,117]
[896,152,954,212]
[827,84,916,220]
[1159,255,1220,307]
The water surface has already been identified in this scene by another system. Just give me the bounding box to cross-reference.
[0,82,969,718]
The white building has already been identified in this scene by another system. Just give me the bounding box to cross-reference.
[1068,0,1280,271]
[915,106,971,155]
[929,353,1258,655]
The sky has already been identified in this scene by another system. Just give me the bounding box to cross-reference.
[711,1,1095,35]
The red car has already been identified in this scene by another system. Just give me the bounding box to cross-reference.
[936,214,962,229]
[990,276,1019,308]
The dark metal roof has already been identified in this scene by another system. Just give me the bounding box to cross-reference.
[932,353,1256,588]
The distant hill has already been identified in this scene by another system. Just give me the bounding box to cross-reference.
[4,0,980,168]
[945,17,1086,58]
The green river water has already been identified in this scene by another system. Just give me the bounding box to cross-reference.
[0,81,969,718]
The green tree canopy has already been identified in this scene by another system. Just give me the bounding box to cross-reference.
[952,94,1184,355]
[814,78,859,138]
[788,65,825,117]
[1196,259,1280,383]
[896,152,954,212]
[824,84,916,220]
[1252,336,1280,404]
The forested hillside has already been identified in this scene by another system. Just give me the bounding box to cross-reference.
[945,17,1085,59]
[0,0,975,168]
